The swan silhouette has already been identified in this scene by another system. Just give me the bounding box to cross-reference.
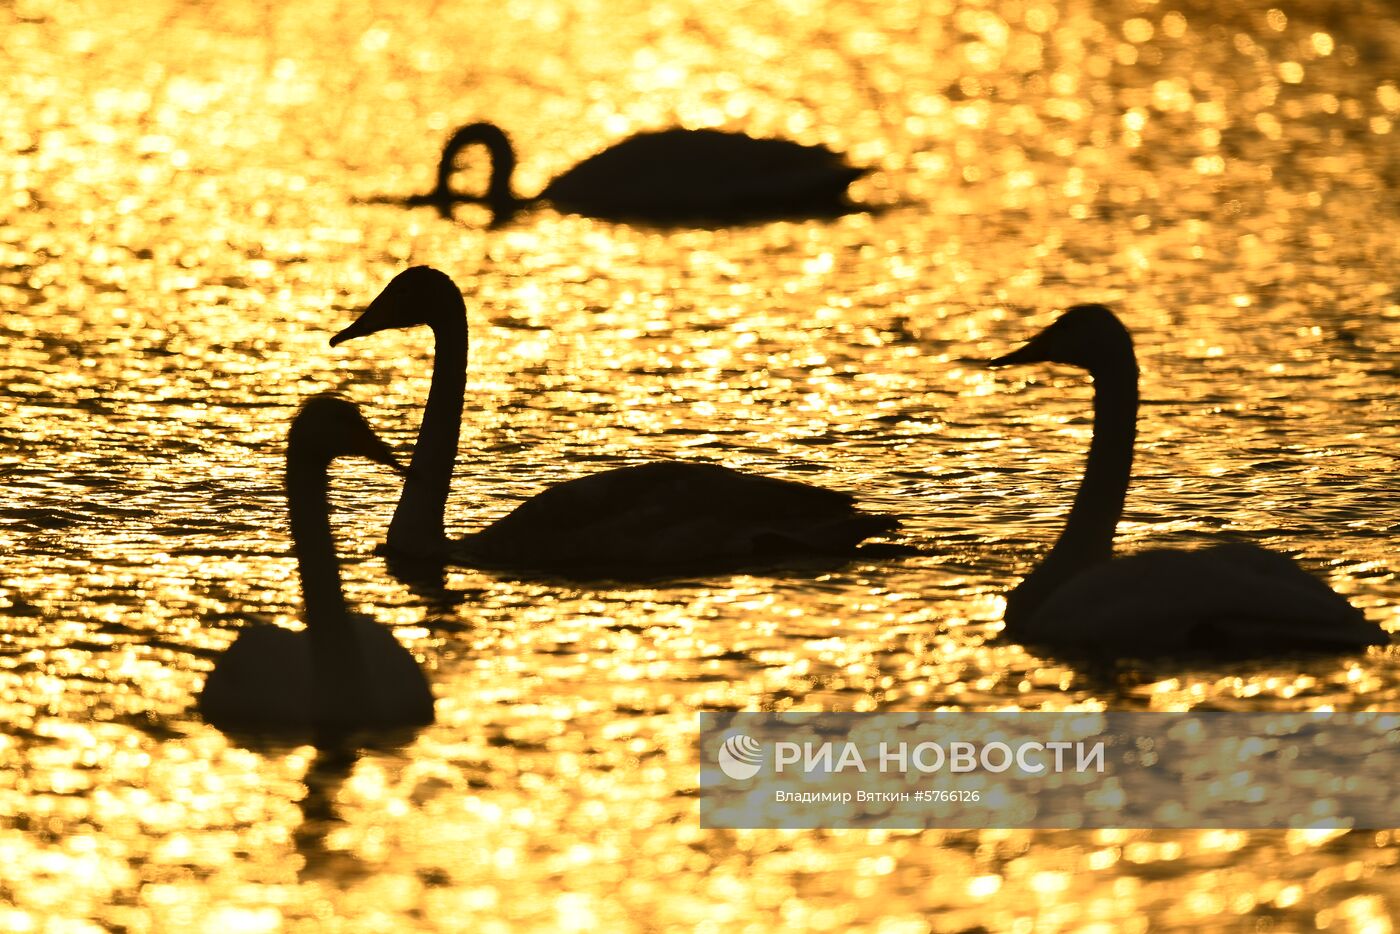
[990,304,1387,655]
[403,122,869,225]
[329,266,899,577]
[198,395,436,733]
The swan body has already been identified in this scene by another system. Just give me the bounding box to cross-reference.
[459,460,896,574]
[330,266,898,577]
[992,304,1387,656]
[198,395,435,733]
[406,123,869,225]
[199,617,434,731]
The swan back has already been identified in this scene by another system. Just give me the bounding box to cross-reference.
[463,461,900,576]
[1020,544,1386,654]
[542,129,865,219]
[199,616,434,732]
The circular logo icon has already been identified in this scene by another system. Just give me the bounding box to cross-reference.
[718,734,763,780]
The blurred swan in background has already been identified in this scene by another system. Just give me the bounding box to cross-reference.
[990,304,1387,656]
[402,122,869,225]
[198,395,436,734]
[330,266,899,578]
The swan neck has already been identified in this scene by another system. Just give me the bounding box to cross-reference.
[1006,353,1139,627]
[1054,357,1138,563]
[388,309,467,554]
[436,124,522,219]
[286,452,350,627]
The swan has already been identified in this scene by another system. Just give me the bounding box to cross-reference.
[990,304,1388,655]
[197,395,436,734]
[402,122,869,225]
[329,266,899,577]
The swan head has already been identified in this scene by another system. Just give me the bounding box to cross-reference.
[289,395,405,474]
[990,304,1135,374]
[330,266,463,345]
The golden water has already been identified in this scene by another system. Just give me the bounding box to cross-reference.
[3,0,1399,929]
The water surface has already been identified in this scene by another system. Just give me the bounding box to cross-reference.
[2,0,1399,929]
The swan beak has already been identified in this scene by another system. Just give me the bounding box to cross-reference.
[989,333,1052,367]
[345,416,406,475]
[361,433,407,476]
[329,292,397,347]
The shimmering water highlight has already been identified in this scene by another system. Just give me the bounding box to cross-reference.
[2,0,1399,929]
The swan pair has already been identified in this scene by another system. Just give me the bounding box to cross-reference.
[196,269,898,736]
[337,270,1383,655]
[400,122,869,226]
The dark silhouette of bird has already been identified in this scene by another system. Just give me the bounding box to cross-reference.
[329,266,901,579]
[401,122,870,225]
[197,396,435,736]
[989,305,1388,657]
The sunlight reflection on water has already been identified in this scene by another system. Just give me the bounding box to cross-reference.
[2,0,1399,929]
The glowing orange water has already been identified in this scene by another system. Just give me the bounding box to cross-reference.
[1,0,1398,928]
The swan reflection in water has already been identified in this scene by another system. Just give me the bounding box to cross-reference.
[330,267,901,580]
[197,395,436,738]
[398,122,871,226]
[291,747,382,883]
[990,304,1388,657]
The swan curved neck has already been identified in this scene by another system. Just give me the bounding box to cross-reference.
[1052,357,1138,564]
[285,448,375,732]
[286,453,349,625]
[1006,354,1139,626]
[435,123,524,220]
[388,308,467,555]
